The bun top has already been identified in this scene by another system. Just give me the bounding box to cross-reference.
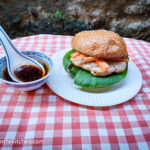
[72,30,128,59]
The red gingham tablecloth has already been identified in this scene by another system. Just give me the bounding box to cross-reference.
[0,34,150,150]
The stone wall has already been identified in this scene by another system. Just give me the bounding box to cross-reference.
[0,0,150,41]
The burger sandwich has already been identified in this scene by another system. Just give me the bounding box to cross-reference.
[63,30,129,88]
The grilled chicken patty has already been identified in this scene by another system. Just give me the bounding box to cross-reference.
[70,57,126,76]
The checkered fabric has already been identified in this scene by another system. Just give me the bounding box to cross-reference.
[0,34,150,150]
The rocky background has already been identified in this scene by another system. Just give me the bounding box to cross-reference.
[0,0,150,41]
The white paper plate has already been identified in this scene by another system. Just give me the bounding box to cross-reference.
[47,50,142,107]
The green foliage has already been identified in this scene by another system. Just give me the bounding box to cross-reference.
[53,11,63,18]
[4,9,92,38]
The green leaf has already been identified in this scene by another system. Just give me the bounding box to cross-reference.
[74,66,128,88]
[63,49,81,78]
[69,66,81,78]
[53,11,63,18]
[63,50,128,88]
[63,49,75,72]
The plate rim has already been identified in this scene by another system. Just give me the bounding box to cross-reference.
[47,49,143,107]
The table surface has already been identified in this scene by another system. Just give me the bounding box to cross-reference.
[0,34,150,150]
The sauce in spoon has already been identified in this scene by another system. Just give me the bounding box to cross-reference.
[2,60,49,82]
[14,65,44,82]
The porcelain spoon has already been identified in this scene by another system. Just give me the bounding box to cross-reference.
[0,26,45,82]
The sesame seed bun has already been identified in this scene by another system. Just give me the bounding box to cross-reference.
[72,30,128,59]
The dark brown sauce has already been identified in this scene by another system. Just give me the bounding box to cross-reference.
[14,65,44,82]
[2,60,49,82]
[2,67,14,82]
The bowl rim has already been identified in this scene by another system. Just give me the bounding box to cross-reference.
[0,51,54,85]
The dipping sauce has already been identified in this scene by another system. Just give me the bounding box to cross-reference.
[2,60,49,82]
[2,67,14,82]
[14,65,44,82]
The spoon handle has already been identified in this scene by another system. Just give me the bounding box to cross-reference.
[0,26,45,82]
[0,26,19,60]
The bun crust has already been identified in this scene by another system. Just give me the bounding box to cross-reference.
[72,30,128,59]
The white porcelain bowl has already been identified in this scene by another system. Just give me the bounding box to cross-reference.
[0,51,53,91]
